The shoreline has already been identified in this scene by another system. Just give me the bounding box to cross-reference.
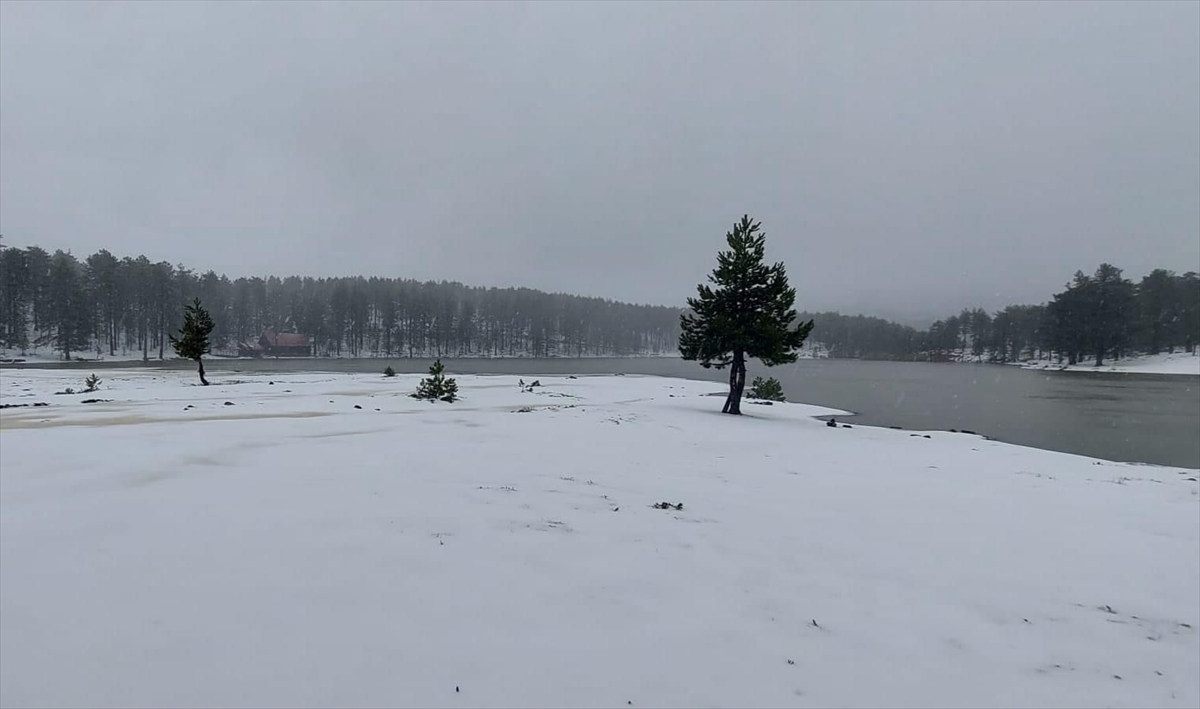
[3,352,1197,375]
[3,367,1195,471]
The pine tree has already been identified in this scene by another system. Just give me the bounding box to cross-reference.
[1090,263,1135,366]
[170,298,215,385]
[0,246,30,350]
[679,215,813,415]
[48,251,90,360]
[411,358,458,402]
[749,376,786,402]
[1180,272,1200,353]
[1136,269,1176,354]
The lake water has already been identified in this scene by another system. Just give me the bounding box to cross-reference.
[6,356,1198,468]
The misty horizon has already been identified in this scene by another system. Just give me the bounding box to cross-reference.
[2,1,1197,325]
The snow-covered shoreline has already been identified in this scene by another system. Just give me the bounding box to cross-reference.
[0,349,682,365]
[2,369,1197,708]
[1018,351,1200,376]
[7,345,1190,376]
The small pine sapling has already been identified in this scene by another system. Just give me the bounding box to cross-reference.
[83,373,101,393]
[384,365,396,378]
[411,358,458,402]
[440,376,459,403]
[749,376,785,402]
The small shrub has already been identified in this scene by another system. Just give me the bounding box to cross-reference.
[383,365,396,378]
[84,373,101,393]
[411,359,458,403]
[749,376,786,402]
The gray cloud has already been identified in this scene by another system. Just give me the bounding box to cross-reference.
[2,1,1197,321]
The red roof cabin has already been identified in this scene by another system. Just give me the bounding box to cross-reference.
[238,329,311,358]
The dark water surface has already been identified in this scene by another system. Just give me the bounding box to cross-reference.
[6,356,1198,468]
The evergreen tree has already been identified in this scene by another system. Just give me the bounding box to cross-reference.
[47,251,90,360]
[988,309,1014,363]
[968,308,991,359]
[24,246,51,338]
[1179,272,1200,353]
[85,250,121,356]
[170,298,216,385]
[1090,263,1135,366]
[411,358,458,402]
[1052,272,1096,364]
[749,376,786,402]
[0,245,30,350]
[1136,269,1176,354]
[679,215,813,415]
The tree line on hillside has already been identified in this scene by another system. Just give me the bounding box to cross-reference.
[798,266,1198,364]
[0,241,1194,367]
[0,244,679,360]
[922,265,1199,365]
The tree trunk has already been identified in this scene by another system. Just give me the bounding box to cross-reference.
[197,358,209,386]
[733,356,747,413]
[722,351,746,415]
[722,362,736,414]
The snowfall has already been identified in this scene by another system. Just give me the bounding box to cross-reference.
[1,368,1197,709]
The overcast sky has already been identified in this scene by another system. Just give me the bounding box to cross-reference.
[1,1,1197,323]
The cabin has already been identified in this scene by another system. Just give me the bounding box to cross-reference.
[237,329,311,358]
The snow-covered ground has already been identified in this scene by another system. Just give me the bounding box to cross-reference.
[1,368,1197,708]
[1021,351,1200,376]
[0,347,161,364]
[0,347,680,364]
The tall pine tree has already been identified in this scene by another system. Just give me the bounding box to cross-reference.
[170,298,216,385]
[47,251,90,360]
[680,215,813,415]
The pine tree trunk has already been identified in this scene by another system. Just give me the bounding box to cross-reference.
[197,358,209,386]
[722,361,737,414]
[732,356,746,414]
[723,351,746,415]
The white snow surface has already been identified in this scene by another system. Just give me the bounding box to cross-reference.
[1,369,1197,709]
[0,348,151,364]
[1020,351,1200,376]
